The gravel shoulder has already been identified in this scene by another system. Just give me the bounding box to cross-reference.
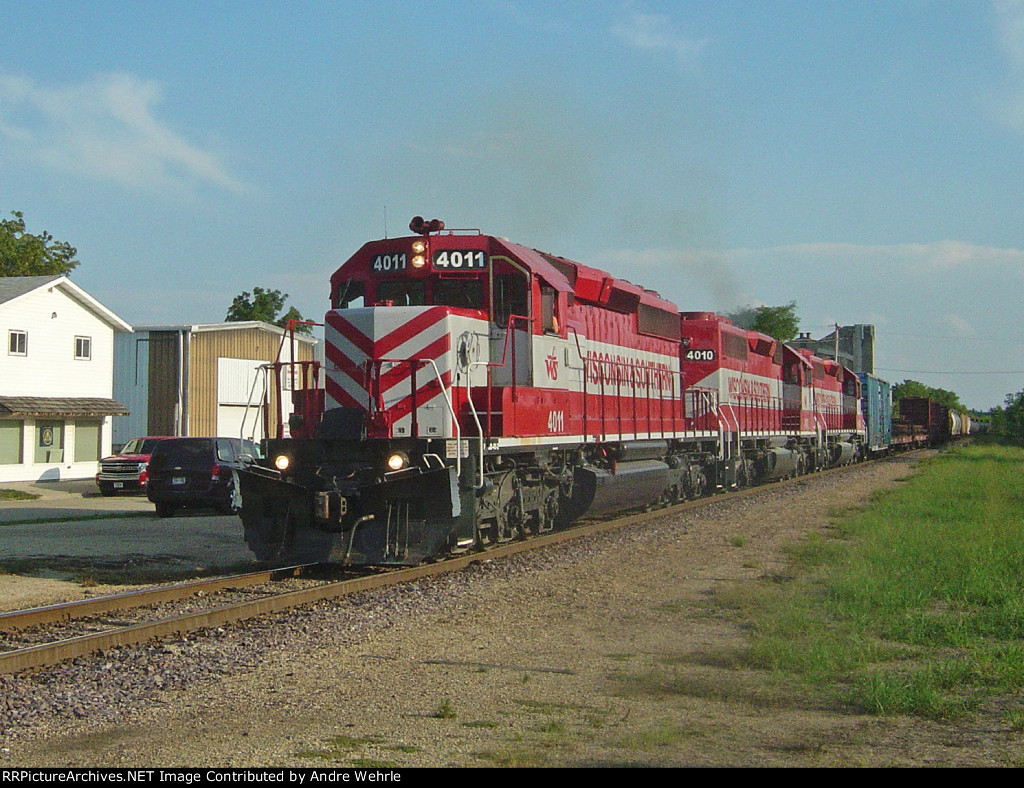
[5,456,1024,767]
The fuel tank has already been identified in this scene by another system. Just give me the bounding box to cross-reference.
[571,460,671,517]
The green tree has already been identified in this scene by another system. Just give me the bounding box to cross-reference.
[226,287,312,334]
[727,301,800,343]
[0,211,79,276]
[990,390,1024,445]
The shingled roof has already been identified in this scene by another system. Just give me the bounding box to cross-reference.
[0,275,62,306]
[0,396,129,418]
[0,275,131,331]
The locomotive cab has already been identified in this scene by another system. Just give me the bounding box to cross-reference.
[324,226,579,442]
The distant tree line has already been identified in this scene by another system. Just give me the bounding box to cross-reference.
[987,390,1024,446]
[891,380,966,415]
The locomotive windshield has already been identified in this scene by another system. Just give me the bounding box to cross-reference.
[334,274,487,311]
[333,279,365,309]
[434,278,485,310]
[376,280,426,306]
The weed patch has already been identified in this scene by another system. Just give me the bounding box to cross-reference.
[433,699,457,719]
[611,723,703,751]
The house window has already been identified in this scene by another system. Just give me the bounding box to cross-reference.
[8,330,26,356]
[0,421,22,465]
[74,420,102,463]
[75,336,92,360]
[35,421,64,464]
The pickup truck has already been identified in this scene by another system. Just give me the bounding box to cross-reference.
[95,437,173,496]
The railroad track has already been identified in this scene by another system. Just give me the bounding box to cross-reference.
[0,454,923,677]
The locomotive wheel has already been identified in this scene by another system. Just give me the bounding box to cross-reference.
[497,504,523,543]
[687,467,708,499]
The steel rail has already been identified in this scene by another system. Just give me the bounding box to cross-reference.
[0,564,318,635]
[0,453,924,676]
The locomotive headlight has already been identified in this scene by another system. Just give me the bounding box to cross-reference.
[385,452,409,472]
[411,240,427,268]
[274,454,291,472]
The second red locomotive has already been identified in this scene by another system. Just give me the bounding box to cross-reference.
[236,219,866,566]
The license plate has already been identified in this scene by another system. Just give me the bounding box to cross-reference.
[113,482,123,489]
[172,476,186,486]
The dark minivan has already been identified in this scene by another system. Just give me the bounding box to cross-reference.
[146,437,260,517]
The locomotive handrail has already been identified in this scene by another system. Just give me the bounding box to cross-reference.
[466,360,490,489]
[567,326,588,442]
[368,356,462,477]
[242,358,323,443]
[589,357,687,442]
[462,314,531,489]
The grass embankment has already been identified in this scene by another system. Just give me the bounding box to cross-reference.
[735,444,1024,722]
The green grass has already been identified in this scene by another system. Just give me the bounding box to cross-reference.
[611,723,703,751]
[0,489,40,501]
[733,444,1024,720]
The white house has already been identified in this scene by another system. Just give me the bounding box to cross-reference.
[0,275,132,482]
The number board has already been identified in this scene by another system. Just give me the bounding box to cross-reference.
[684,349,717,362]
[371,253,408,274]
[432,250,488,270]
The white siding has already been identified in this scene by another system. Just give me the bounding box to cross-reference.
[0,280,126,482]
[0,418,117,483]
[0,284,115,398]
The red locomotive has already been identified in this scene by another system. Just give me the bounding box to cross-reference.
[236,219,866,565]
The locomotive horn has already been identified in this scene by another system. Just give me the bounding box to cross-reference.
[409,216,445,235]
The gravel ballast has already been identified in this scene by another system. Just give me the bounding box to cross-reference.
[4,456,1023,767]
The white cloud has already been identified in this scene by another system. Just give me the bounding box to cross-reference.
[993,0,1024,128]
[996,0,1024,67]
[0,72,247,195]
[612,11,708,67]
[756,240,1024,274]
[944,314,979,337]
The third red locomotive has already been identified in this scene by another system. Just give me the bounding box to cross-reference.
[236,218,867,566]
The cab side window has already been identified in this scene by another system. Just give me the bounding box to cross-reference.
[493,272,529,327]
[541,284,558,334]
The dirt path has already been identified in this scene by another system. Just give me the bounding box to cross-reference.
[8,455,1024,767]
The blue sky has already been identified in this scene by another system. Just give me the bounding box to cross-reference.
[2,0,1023,410]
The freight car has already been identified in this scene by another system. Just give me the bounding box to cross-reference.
[857,373,892,455]
[235,219,867,566]
[891,396,971,447]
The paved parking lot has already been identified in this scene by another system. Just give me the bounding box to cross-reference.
[0,479,257,571]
